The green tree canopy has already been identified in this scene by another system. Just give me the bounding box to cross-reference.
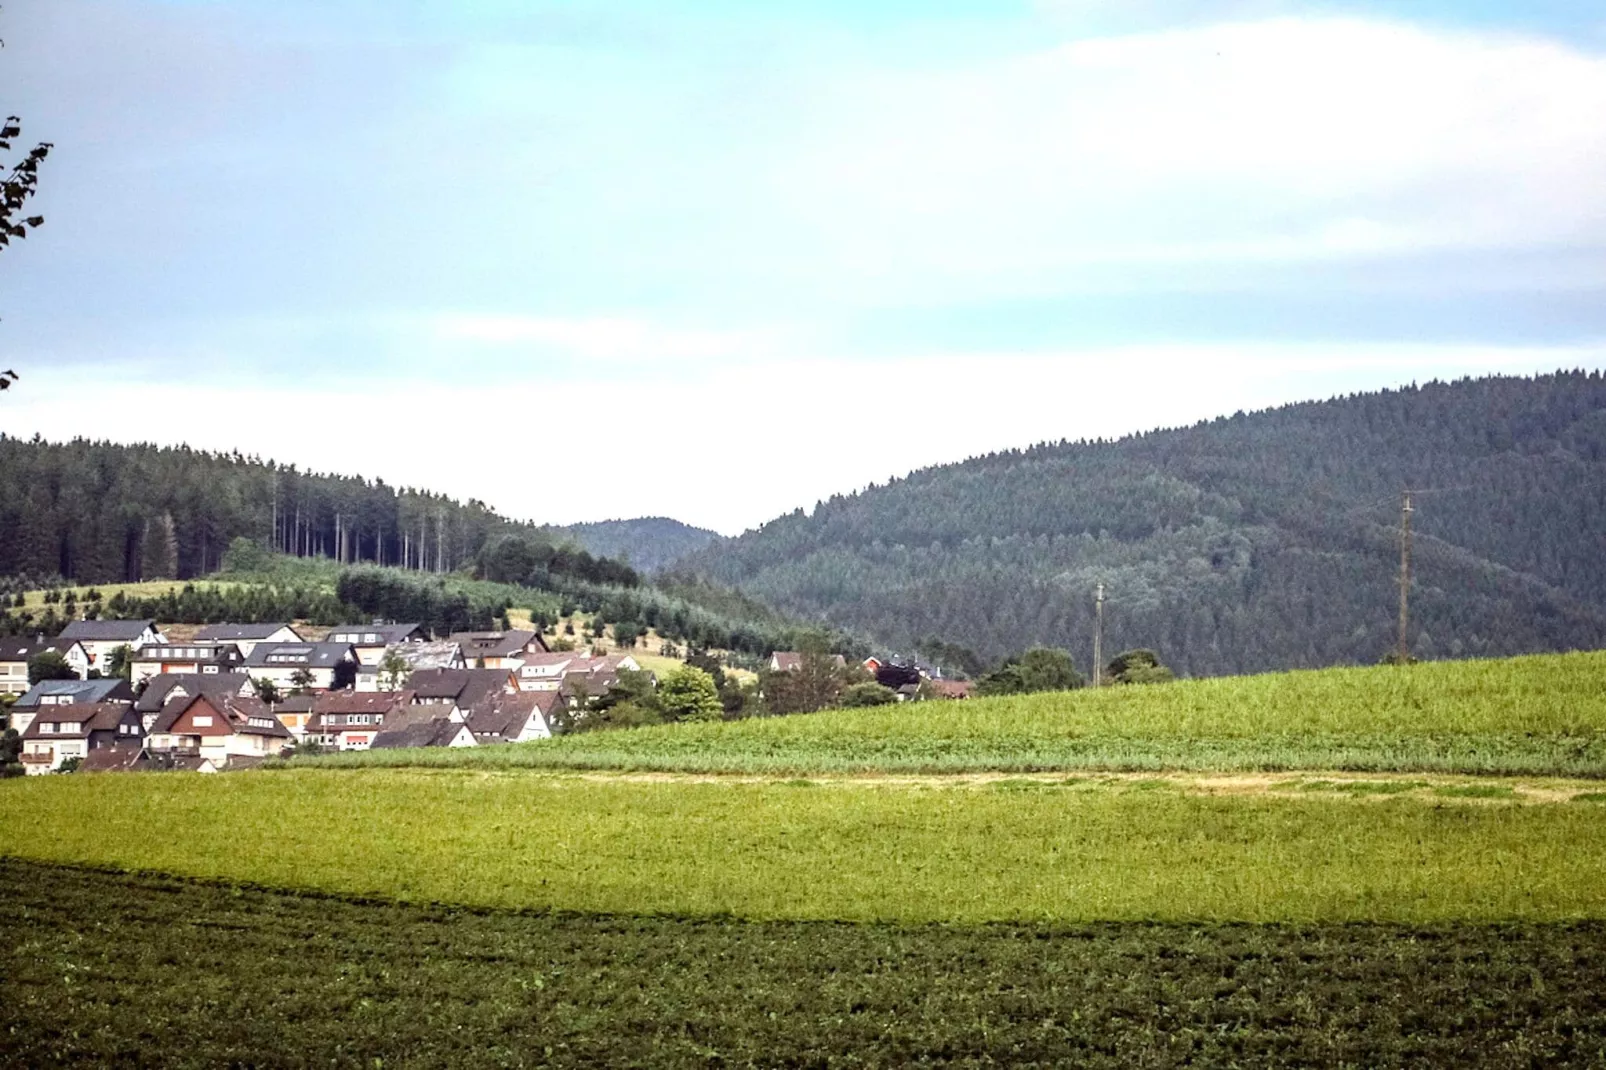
[656,665,722,723]
[839,681,898,707]
[976,647,1082,696]
[1106,649,1175,685]
[27,650,75,685]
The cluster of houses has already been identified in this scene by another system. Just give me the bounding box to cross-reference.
[2,619,648,775]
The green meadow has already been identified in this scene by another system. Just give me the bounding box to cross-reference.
[4,769,1606,923]
[301,651,1606,777]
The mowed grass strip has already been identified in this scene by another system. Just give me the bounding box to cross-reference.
[5,769,1606,922]
[299,651,1606,777]
[5,859,1606,1070]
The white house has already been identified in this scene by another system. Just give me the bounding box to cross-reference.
[0,639,91,694]
[324,623,426,666]
[58,620,166,672]
[19,702,145,775]
[240,642,360,693]
[128,643,244,685]
[193,623,304,658]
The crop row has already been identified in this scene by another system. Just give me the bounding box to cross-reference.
[5,859,1605,1069]
[4,769,1606,923]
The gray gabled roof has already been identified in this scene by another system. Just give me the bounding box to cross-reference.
[242,642,357,669]
[59,620,156,642]
[371,717,466,749]
[0,639,85,664]
[325,623,425,646]
[405,668,511,708]
[194,623,300,642]
[14,677,135,709]
[449,630,543,660]
[134,673,254,714]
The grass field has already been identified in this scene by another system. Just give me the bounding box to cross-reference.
[297,651,1606,777]
[7,651,1606,1064]
[4,768,1606,923]
[5,578,222,612]
[5,859,1604,1069]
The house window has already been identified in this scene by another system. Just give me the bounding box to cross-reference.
[40,723,54,734]
[364,633,378,643]
[203,666,219,674]
[192,715,213,727]
[61,723,81,734]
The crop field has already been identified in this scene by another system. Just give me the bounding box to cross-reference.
[5,859,1604,1069]
[4,768,1606,923]
[7,651,1606,1065]
[302,651,1606,777]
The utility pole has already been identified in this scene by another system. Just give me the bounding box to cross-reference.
[1093,582,1105,688]
[1396,491,1413,663]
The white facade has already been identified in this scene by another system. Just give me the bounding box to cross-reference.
[75,626,166,670]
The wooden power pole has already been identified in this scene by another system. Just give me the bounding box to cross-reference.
[1093,582,1105,687]
[1396,491,1413,663]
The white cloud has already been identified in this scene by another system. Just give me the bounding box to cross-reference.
[765,17,1606,299]
[430,314,777,365]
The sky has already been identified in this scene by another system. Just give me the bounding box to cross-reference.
[1,0,1603,535]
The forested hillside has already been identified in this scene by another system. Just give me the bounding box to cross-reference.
[0,438,855,658]
[687,372,1606,676]
[552,517,722,573]
[0,437,626,585]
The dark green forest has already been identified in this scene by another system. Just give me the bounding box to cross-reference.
[0,436,635,587]
[686,372,1606,677]
[551,517,722,573]
[0,438,851,657]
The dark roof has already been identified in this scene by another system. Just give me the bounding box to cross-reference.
[15,678,135,709]
[771,652,846,671]
[371,717,467,749]
[271,694,316,714]
[449,630,543,660]
[405,668,512,708]
[134,673,253,714]
[149,692,284,737]
[310,690,416,716]
[163,754,216,773]
[307,690,416,733]
[0,639,84,664]
[242,642,356,669]
[59,620,156,642]
[20,703,137,739]
[467,691,559,740]
[325,623,424,646]
[194,623,299,642]
[81,744,152,773]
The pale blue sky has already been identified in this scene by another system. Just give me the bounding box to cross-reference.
[2,1,1604,532]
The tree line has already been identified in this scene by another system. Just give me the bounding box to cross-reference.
[685,372,1606,677]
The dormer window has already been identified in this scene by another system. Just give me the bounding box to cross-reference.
[40,722,55,734]
[192,715,213,728]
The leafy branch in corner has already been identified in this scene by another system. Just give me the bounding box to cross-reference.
[1,6,55,393]
[0,115,49,252]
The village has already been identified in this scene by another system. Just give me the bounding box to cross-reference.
[0,618,968,774]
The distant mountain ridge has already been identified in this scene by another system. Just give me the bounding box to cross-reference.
[686,371,1606,677]
[551,517,723,573]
